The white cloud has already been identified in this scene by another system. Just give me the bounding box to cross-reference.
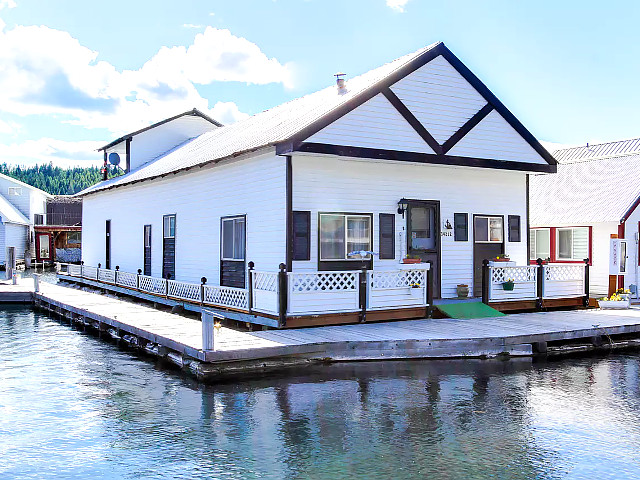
[386,0,409,12]
[182,23,202,29]
[208,101,250,125]
[0,138,103,168]
[0,24,292,135]
[0,119,21,134]
[0,0,16,10]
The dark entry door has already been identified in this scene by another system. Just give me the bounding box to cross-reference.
[143,225,152,276]
[162,215,176,279]
[105,220,111,269]
[407,201,440,298]
[473,215,504,295]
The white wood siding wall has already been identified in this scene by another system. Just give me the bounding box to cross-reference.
[306,93,435,154]
[623,207,640,294]
[3,223,28,262]
[82,150,286,284]
[291,154,528,298]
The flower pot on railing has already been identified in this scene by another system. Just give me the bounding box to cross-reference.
[402,258,422,265]
[502,280,515,291]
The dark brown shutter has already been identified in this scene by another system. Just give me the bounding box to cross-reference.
[292,211,311,261]
[379,213,395,259]
[508,215,521,242]
[454,213,468,241]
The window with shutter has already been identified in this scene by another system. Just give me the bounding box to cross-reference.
[454,213,468,241]
[508,215,521,242]
[379,213,395,259]
[292,211,311,261]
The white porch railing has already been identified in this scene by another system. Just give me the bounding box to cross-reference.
[488,265,538,301]
[543,264,586,299]
[251,271,279,315]
[367,267,428,310]
[287,271,359,315]
[139,275,166,295]
[203,284,248,310]
[116,271,138,289]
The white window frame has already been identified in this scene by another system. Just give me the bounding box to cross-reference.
[474,216,503,243]
[556,227,589,261]
[319,213,372,261]
[163,214,176,239]
[530,228,551,261]
[221,216,246,261]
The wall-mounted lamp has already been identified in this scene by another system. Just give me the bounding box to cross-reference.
[397,198,409,218]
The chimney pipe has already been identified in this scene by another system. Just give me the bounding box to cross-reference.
[335,72,346,91]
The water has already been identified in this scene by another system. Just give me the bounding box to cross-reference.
[2,307,640,480]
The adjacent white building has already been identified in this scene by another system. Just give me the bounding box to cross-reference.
[78,42,556,326]
[530,138,640,298]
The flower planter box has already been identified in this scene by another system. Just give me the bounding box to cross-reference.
[598,300,630,310]
[409,287,423,297]
[502,281,515,291]
[402,258,423,265]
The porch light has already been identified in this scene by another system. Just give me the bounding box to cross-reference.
[397,198,409,217]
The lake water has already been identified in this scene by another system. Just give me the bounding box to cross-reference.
[1,306,640,479]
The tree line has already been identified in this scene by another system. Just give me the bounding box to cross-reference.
[0,163,120,195]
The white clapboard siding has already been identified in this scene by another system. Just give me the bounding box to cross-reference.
[0,225,5,264]
[82,150,286,285]
[368,287,426,309]
[305,93,435,154]
[447,110,547,164]
[292,154,528,299]
[5,223,28,260]
[390,55,487,144]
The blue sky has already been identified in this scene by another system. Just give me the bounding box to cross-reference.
[0,0,638,166]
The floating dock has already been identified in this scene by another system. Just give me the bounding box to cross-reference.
[3,278,640,381]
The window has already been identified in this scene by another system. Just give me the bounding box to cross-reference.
[508,215,521,242]
[474,216,503,243]
[221,216,245,261]
[38,234,50,259]
[529,228,550,261]
[8,187,21,196]
[163,215,176,238]
[379,213,395,259]
[409,206,436,250]
[67,232,81,245]
[319,213,371,260]
[454,213,468,241]
[292,211,311,261]
[557,227,588,261]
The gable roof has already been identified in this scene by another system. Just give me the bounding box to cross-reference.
[0,172,52,198]
[530,139,640,225]
[98,108,223,152]
[80,42,555,197]
[0,194,30,225]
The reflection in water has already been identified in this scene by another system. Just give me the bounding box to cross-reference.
[1,306,640,479]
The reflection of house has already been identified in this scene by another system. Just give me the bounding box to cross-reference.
[530,139,640,297]
[78,42,555,326]
[34,195,82,264]
[0,173,50,267]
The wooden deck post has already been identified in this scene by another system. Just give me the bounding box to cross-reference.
[81,261,84,278]
[200,276,207,306]
[115,265,119,285]
[359,267,367,323]
[278,263,287,328]
[583,257,590,307]
[481,259,490,305]
[536,258,544,311]
[137,269,141,290]
[427,262,434,317]
[247,261,255,315]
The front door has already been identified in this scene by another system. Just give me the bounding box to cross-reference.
[473,215,504,295]
[105,220,111,270]
[407,201,440,298]
[143,225,152,276]
[37,233,52,262]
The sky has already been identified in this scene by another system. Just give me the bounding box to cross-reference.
[0,0,639,167]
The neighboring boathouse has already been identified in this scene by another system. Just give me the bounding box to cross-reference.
[77,42,558,327]
[530,138,640,298]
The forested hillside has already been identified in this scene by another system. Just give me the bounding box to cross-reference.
[0,163,119,195]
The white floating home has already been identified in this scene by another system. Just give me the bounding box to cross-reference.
[78,42,557,327]
[531,139,640,298]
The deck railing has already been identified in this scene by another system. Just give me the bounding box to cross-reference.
[58,262,434,327]
[482,259,589,307]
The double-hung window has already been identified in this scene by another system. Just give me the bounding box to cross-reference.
[319,213,371,260]
[474,216,503,243]
[221,216,246,261]
[556,227,589,261]
[529,228,550,261]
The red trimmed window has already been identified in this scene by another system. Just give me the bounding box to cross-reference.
[530,226,592,265]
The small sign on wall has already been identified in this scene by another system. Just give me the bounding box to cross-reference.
[610,238,628,275]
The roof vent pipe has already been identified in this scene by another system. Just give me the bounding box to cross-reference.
[335,72,346,92]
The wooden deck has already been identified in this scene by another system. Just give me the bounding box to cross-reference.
[5,279,640,380]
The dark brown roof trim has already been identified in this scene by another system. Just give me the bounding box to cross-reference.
[98,108,223,151]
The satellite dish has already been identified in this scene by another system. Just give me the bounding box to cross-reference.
[108,152,121,166]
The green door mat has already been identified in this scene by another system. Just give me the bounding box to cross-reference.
[436,301,505,319]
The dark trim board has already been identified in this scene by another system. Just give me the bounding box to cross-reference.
[286,155,293,271]
[296,142,556,173]
[441,104,493,154]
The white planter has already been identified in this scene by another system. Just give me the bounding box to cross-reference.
[598,300,630,310]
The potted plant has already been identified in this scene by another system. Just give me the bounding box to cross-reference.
[615,288,632,301]
[402,255,422,265]
[599,293,630,309]
[502,278,515,291]
[493,254,511,262]
[456,284,469,298]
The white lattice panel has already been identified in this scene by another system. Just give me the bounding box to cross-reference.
[67,264,82,276]
[98,269,116,283]
[139,275,167,295]
[491,266,537,284]
[168,280,201,302]
[82,266,98,280]
[203,285,248,310]
[116,271,138,289]
[370,269,426,289]
[289,272,357,292]
[544,265,585,282]
[253,271,278,292]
